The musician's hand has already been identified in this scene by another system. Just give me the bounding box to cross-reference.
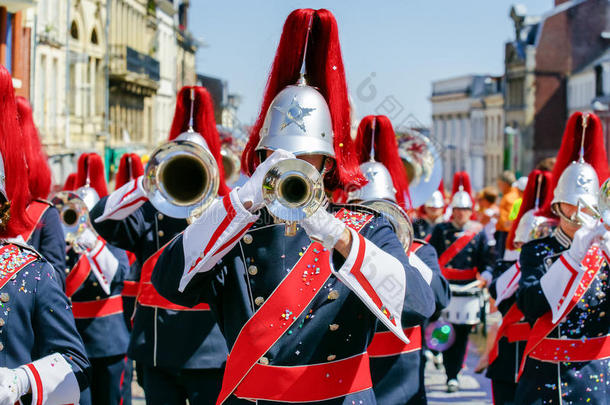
[0,367,29,405]
[75,228,99,252]
[567,220,601,264]
[237,149,294,212]
[301,207,347,251]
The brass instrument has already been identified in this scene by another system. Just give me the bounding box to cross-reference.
[51,191,96,253]
[357,199,413,252]
[577,178,610,226]
[221,144,241,185]
[143,131,219,220]
[262,159,326,236]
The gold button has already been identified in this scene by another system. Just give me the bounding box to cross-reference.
[92,282,98,287]
[95,296,101,301]
[0,343,4,351]
[0,293,9,303]
[327,290,339,300]
[65,255,70,261]
[329,324,339,331]
[254,296,265,306]
[0,318,5,327]
[327,354,336,361]
[157,213,164,220]
[248,265,258,276]
[259,356,269,365]
[243,234,253,244]
[158,230,165,237]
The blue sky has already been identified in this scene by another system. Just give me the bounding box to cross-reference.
[190,0,553,128]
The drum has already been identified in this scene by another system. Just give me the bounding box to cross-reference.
[441,284,484,325]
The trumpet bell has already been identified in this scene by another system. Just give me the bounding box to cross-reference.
[51,191,91,241]
[262,159,325,228]
[358,199,413,252]
[221,145,241,185]
[144,135,219,219]
[75,185,100,211]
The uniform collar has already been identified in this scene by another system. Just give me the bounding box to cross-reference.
[553,227,572,248]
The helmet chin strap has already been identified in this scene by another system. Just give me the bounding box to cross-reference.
[553,203,582,227]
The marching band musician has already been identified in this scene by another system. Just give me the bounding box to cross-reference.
[348,115,450,404]
[91,86,231,405]
[64,153,131,405]
[485,169,556,405]
[15,96,66,283]
[0,64,90,405]
[429,171,494,392]
[515,112,610,404]
[413,187,446,241]
[151,9,434,404]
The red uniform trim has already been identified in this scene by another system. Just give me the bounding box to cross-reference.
[72,295,124,319]
[122,281,140,297]
[215,209,374,405]
[25,363,44,405]
[126,251,137,266]
[137,247,210,311]
[505,322,531,343]
[65,256,91,297]
[530,335,610,363]
[518,246,604,379]
[234,353,372,402]
[557,254,579,310]
[489,303,525,366]
[203,195,237,256]
[0,245,38,290]
[441,267,478,281]
[367,325,422,357]
[438,231,476,267]
[21,201,49,242]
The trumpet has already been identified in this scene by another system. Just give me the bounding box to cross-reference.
[143,131,219,220]
[577,178,610,226]
[51,191,97,254]
[261,159,326,236]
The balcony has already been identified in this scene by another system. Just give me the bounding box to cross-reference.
[109,45,160,96]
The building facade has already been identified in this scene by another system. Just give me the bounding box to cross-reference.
[0,0,35,97]
[431,75,504,191]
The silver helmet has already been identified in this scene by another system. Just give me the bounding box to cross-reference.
[551,160,599,218]
[451,188,473,209]
[256,84,335,158]
[514,209,556,245]
[425,190,445,209]
[347,161,396,203]
[0,150,5,201]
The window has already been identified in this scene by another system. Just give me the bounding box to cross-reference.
[91,29,98,45]
[595,65,603,97]
[70,21,79,40]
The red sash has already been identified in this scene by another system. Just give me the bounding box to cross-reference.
[518,246,605,379]
[439,232,477,280]
[233,353,372,402]
[122,281,139,297]
[20,201,50,242]
[488,303,526,365]
[137,247,210,311]
[529,335,610,363]
[65,256,91,298]
[72,295,124,318]
[216,209,374,405]
[0,244,38,289]
[367,325,422,357]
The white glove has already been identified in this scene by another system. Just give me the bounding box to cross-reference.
[236,149,295,212]
[566,220,602,264]
[300,207,347,250]
[75,228,99,252]
[0,367,30,405]
[597,226,610,261]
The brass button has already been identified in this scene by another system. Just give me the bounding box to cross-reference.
[157,213,164,221]
[327,354,336,361]
[0,318,5,327]
[158,230,165,237]
[92,282,98,287]
[243,234,253,244]
[254,296,265,306]
[259,356,269,365]
[327,290,339,300]
[248,265,258,276]
[95,296,101,301]
[65,255,70,261]
[0,343,4,351]
[0,293,9,303]
[329,324,339,331]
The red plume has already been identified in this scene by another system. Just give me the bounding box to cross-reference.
[169,86,229,196]
[63,173,77,191]
[506,169,555,250]
[241,8,365,192]
[0,66,34,237]
[355,115,411,208]
[541,112,609,215]
[115,153,144,189]
[15,96,52,201]
[76,153,108,198]
[451,172,473,200]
